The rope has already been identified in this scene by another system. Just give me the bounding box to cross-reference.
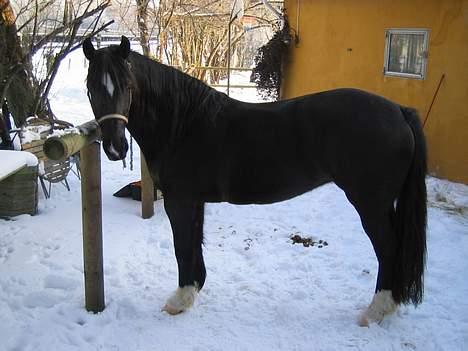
[130,135,134,171]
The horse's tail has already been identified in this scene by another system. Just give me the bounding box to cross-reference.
[393,107,427,305]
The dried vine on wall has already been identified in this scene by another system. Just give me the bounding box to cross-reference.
[250,18,292,100]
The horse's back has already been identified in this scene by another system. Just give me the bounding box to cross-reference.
[217,89,415,205]
[301,89,415,199]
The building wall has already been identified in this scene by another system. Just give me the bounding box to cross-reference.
[282,0,468,184]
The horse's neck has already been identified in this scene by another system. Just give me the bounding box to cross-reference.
[128,56,223,158]
[125,58,193,162]
[133,59,197,116]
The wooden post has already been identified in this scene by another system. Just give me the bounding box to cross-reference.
[80,142,105,313]
[43,121,105,312]
[140,151,154,219]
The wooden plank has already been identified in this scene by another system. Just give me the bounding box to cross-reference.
[22,139,47,161]
[22,139,45,148]
[210,84,256,88]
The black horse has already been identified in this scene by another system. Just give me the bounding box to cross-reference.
[83,36,427,325]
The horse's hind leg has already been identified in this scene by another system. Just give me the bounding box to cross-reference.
[162,197,206,315]
[350,198,399,326]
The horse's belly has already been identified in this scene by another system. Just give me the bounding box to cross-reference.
[224,172,330,205]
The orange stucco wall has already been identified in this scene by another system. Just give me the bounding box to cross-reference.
[283,0,468,183]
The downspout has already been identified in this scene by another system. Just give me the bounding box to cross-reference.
[262,0,283,26]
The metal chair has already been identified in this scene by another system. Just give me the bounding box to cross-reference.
[39,158,72,199]
[17,118,74,198]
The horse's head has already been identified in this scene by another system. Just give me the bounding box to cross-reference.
[83,36,135,161]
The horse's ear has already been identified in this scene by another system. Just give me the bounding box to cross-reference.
[83,38,95,60]
[119,36,131,59]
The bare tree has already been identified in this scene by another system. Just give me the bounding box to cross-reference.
[1,0,112,127]
[114,0,174,59]
[1,0,36,127]
[135,0,150,55]
[114,1,278,84]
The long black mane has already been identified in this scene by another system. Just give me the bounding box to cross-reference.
[87,46,227,146]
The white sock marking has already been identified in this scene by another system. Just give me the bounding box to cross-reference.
[359,290,398,326]
[163,285,198,315]
[102,73,115,97]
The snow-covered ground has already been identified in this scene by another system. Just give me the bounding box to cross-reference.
[1,48,467,351]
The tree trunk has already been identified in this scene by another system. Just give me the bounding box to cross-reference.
[136,0,151,56]
[0,100,12,149]
[0,0,36,127]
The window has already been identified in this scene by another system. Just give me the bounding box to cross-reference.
[384,29,429,79]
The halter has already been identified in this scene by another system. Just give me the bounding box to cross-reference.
[97,114,128,125]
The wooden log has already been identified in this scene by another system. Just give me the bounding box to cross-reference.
[141,152,154,219]
[80,142,105,313]
[43,120,101,161]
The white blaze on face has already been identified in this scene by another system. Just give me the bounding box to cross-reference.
[102,72,115,97]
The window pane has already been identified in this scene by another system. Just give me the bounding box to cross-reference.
[388,33,425,75]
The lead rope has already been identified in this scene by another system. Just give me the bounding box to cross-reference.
[130,135,134,171]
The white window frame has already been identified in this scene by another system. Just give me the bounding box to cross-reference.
[383,28,430,80]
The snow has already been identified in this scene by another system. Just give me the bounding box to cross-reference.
[19,124,51,144]
[0,150,38,180]
[47,127,80,138]
[1,48,467,351]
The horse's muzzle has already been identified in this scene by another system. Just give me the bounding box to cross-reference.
[103,136,128,161]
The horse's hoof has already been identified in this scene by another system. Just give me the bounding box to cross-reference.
[162,304,184,315]
[162,285,198,315]
[358,290,398,327]
[357,312,371,327]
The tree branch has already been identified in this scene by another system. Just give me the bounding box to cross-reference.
[68,20,115,53]
[30,0,111,57]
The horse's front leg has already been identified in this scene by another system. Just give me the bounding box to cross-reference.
[162,197,206,315]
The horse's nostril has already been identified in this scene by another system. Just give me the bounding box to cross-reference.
[106,142,122,160]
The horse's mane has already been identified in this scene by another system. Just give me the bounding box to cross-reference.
[87,45,228,144]
[129,52,227,138]
[130,52,225,116]
[86,46,136,96]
